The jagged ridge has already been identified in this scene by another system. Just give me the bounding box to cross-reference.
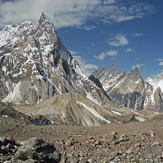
[0,12,111,106]
[90,65,163,112]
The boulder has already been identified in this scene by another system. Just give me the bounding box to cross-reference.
[118,134,129,142]
[15,137,61,163]
[30,115,52,126]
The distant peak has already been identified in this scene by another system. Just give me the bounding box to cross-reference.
[41,12,46,17]
[131,66,139,73]
[110,64,115,70]
[41,12,47,19]
[90,66,106,80]
[92,66,105,74]
[128,66,144,81]
[39,12,49,24]
[99,66,105,71]
[108,64,117,74]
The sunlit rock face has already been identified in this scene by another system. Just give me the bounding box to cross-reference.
[0,12,111,105]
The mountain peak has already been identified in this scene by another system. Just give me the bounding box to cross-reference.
[36,12,59,47]
[131,66,139,72]
[98,66,106,73]
[129,67,140,76]
[127,66,144,84]
[41,12,46,18]
[38,12,52,28]
[108,64,117,75]
[39,12,48,23]
[0,13,110,106]
[91,66,106,80]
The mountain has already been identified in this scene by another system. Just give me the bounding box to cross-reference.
[1,12,162,128]
[16,92,151,127]
[146,73,163,92]
[0,12,110,105]
[90,65,163,112]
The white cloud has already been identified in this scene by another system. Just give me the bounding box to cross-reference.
[90,42,96,47]
[94,50,118,60]
[73,55,98,76]
[133,64,145,69]
[68,50,78,55]
[159,62,163,66]
[157,59,163,67]
[106,50,118,56]
[103,0,116,5]
[134,33,143,37]
[94,52,106,60]
[0,0,154,29]
[126,48,135,53]
[83,25,96,31]
[158,59,163,62]
[108,34,128,47]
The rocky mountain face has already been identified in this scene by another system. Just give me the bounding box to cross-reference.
[90,64,163,112]
[0,101,51,126]
[0,12,110,106]
[1,12,163,129]
[147,73,163,92]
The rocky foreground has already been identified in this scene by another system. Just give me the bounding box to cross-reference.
[0,116,163,163]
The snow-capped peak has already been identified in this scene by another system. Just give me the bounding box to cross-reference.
[146,73,163,92]
[0,12,110,106]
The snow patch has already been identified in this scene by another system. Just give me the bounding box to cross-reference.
[2,115,9,118]
[86,92,101,106]
[127,97,131,108]
[147,76,163,92]
[2,66,7,72]
[76,101,110,123]
[135,116,145,122]
[111,110,122,116]
[44,44,53,53]
[2,81,22,104]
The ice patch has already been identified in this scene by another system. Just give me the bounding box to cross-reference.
[44,44,53,53]
[111,110,122,116]
[114,120,121,123]
[127,97,131,108]
[76,101,110,123]
[12,69,23,77]
[135,116,145,122]
[86,92,101,106]
[2,115,8,118]
[2,81,22,104]
[147,76,163,92]
[2,66,6,72]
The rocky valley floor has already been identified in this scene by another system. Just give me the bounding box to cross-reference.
[0,116,163,163]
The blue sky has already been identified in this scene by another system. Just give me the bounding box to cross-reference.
[0,0,163,79]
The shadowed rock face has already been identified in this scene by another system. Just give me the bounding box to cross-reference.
[0,12,111,106]
[0,102,52,126]
[15,137,61,162]
[0,102,31,122]
[90,65,163,112]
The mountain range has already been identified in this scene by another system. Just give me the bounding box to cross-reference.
[0,13,163,126]
[90,64,163,112]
